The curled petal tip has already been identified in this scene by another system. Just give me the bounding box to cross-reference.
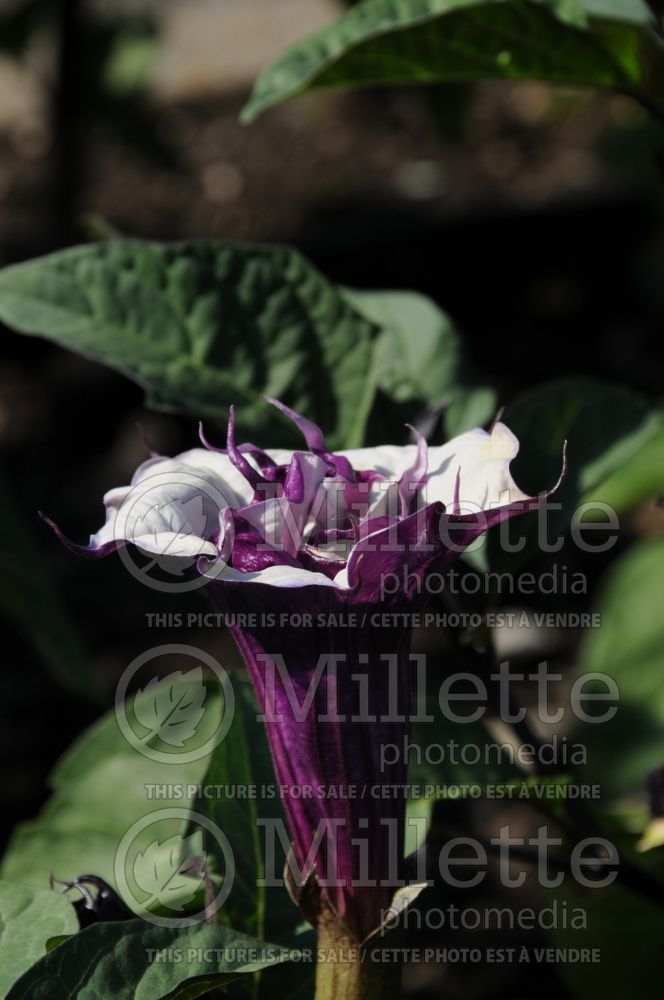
[135,422,159,458]
[399,423,429,516]
[199,421,222,453]
[405,422,424,442]
[39,510,65,538]
[552,441,568,497]
[39,510,120,558]
[453,467,462,515]
[226,405,262,490]
[405,422,429,460]
[39,510,85,554]
[490,406,505,431]
[262,396,326,453]
[227,403,236,433]
[225,406,236,451]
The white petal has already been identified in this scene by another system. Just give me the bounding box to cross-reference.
[337,444,417,481]
[238,497,292,552]
[88,450,249,555]
[424,422,530,511]
[201,561,341,588]
[145,449,255,507]
[265,448,295,466]
[130,532,218,559]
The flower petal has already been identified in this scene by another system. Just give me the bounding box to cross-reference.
[201,560,339,588]
[338,444,417,482]
[55,450,251,557]
[424,422,530,511]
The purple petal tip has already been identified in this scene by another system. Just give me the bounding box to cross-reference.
[199,421,222,453]
[39,510,119,558]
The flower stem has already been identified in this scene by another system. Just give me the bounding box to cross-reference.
[314,908,401,1000]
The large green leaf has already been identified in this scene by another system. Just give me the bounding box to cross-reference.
[0,881,79,996]
[241,0,651,122]
[1,677,223,902]
[577,536,664,799]
[0,241,378,449]
[487,377,662,571]
[6,919,293,1000]
[343,287,497,436]
[190,682,311,1000]
[583,422,664,511]
[0,241,494,449]
[345,288,466,407]
[187,682,268,940]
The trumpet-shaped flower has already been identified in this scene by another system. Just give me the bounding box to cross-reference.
[45,397,563,943]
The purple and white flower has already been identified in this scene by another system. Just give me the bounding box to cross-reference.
[45,397,563,941]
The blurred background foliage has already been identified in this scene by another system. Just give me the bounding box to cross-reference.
[1,0,664,997]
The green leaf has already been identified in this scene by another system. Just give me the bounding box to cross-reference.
[188,681,268,941]
[1,678,223,903]
[343,287,496,437]
[0,472,104,704]
[6,919,293,1000]
[444,386,498,438]
[0,241,378,449]
[0,242,496,450]
[132,833,205,912]
[45,935,73,953]
[190,683,314,1000]
[241,0,650,123]
[577,536,664,799]
[0,881,79,996]
[189,681,303,948]
[134,670,207,749]
[345,288,465,406]
[488,377,662,571]
[583,422,664,511]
